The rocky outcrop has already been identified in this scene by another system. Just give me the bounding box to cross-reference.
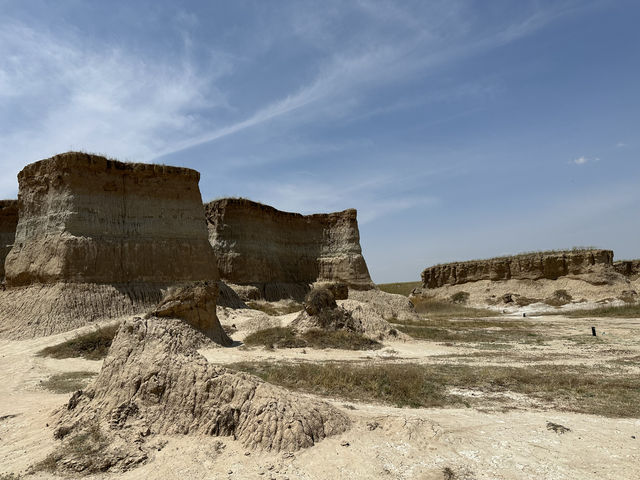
[150,281,232,346]
[205,198,374,300]
[0,152,218,338]
[613,260,640,278]
[421,249,615,288]
[0,200,18,280]
[6,152,216,287]
[50,317,349,473]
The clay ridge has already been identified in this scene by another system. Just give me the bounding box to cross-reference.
[421,249,614,288]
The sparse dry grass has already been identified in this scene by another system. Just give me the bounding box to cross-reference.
[38,324,119,360]
[246,301,304,316]
[395,315,546,345]
[376,282,421,296]
[230,362,640,417]
[40,371,96,394]
[243,327,382,350]
[560,304,640,318]
[409,296,497,319]
[33,421,109,474]
[428,247,601,268]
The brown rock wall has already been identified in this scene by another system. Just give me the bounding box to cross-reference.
[5,152,217,287]
[1,152,220,338]
[613,260,640,278]
[0,200,18,280]
[206,198,374,299]
[421,249,615,288]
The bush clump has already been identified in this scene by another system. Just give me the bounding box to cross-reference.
[450,291,470,304]
[38,324,119,360]
[243,326,381,350]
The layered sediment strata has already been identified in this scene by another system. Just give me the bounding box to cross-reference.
[613,260,640,278]
[206,198,374,300]
[421,249,614,289]
[0,152,218,337]
[6,152,216,286]
[0,200,18,280]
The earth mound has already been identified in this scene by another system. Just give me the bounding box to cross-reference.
[48,317,350,474]
[149,281,232,346]
[291,287,364,333]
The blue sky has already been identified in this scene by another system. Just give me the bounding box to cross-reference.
[0,0,638,282]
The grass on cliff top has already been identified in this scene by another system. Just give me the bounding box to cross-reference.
[377,281,421,296]
[38,324,119,360]
[244,326,382,350]
[427,246,602,268]
[557,303,640,318]
[230,362,640,417]
[40,371,97,394]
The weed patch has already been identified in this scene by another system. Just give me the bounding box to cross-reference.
[246,301,304,316]
[243,327,381,350]
[230,362,640,417]
[409,296,497,319]
[38,324,119,360]
[376,282,421,296]
[40,371,96,394]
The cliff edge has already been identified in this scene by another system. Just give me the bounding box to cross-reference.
[206,198,374,300]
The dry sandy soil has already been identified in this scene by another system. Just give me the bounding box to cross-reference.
[1,311,639,480]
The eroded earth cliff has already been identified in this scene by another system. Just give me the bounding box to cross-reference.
[421,249,615,289]
[0,152,219,337]
[206,198,374,300]
[0,199,18,280]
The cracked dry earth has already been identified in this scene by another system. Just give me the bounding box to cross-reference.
[1,313,639,479]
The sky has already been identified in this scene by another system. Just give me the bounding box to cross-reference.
[0,0,638,283]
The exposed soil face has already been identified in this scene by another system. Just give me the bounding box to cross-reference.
[421,249,615,288]
[0,199,18,280]
[206,198,374,300]
[0,152,222,339]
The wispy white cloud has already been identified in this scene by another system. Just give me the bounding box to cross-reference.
[153,2,577,161]
[0,21,229,197]
[616,142,627,148]
[571,156,599,165]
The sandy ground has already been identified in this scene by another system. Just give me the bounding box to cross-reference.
[1,314,639,479]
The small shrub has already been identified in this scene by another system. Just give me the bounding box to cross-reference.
[246,301,303,316]
[244,327,306,349]
[243,327,381,350]
[450,292,469,304]
[302,329,382,350]
[544,289,573,307]
[40,371,96,394]
[38,324,119,360]
[304,287,336,315]
[33,421,110,474]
